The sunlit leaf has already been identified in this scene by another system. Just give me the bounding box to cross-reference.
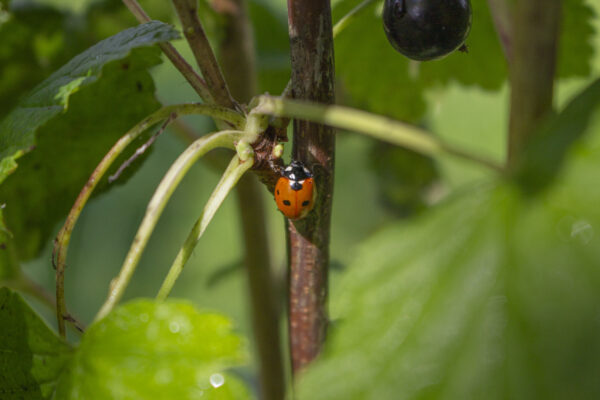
[55,300,251,400]
[0,287,72,399]
[0,21,178,261]
[0,20,179,185]
[298,77,600,399]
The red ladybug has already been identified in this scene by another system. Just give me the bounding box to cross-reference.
[274,161,316,220]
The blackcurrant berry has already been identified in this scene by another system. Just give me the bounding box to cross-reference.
[383,0,472,61]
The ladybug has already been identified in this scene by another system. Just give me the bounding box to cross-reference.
[274,161,316,220]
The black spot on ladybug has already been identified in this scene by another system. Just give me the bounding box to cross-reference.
[276,190,280,195]
[283,200,291,206]
[302,200,310,206]
[290,181,303,191]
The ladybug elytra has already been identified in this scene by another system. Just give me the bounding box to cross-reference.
[274,161,316,220]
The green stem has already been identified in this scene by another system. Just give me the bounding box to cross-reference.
[121,0,214,103]
[332,0,378,38]
[156,155,253,300]
[54,104,244,337]
[93,130,243,322]
[255,96,505,172]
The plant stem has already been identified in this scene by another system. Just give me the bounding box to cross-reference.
[54,104,243,336]
[171,0,238,110]
[256,96,505,172]
[287,0,336,375]
[486,0,513,61]
[333,0,377,37]
[271,0,373,129]
[93,129,243,322]
[156,156,253,300]
[215,0,287,397]
[121,0,214,103]
[507,0,561,165]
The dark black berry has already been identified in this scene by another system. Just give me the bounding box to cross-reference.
[383,0,472,61]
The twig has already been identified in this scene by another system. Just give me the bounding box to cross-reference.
[93,130,244,322]
[121,0,214,103]
[171,0,238,110]
[108,113,176,183]
[287,0,336,375]
[156,155,253,300]
[255,96,505,172]
[54,103,242,337]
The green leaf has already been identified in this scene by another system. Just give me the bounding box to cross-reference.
[515,78,600,193]
[0,20,179,185]
[558,0,596,78]
[0,207,19,281]
[249,0,291,94]
[0,4,73,121]
[297,82,600,399]
[0,287,72,399]
[367,141,440,216]
[56,300,250,400]
[0,21,179,261]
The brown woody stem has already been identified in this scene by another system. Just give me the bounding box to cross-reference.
[172,0,238,110]
[287,0,336,375]
[121,0,214,102]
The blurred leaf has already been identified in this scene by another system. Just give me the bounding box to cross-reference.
[0,287,72,399]
[368,141,440,216]
[55,299,251,400]
[333,0,594,122]
[298,83,600,399]
[516,78,600,193]
[0,207,19,281]
[0,21,179,261]
[558,0,596,78]
[248,0,290,94]
[0,3,75,121]
[26,0,97,14]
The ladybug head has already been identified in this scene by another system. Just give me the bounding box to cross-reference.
[283,160,312,181]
